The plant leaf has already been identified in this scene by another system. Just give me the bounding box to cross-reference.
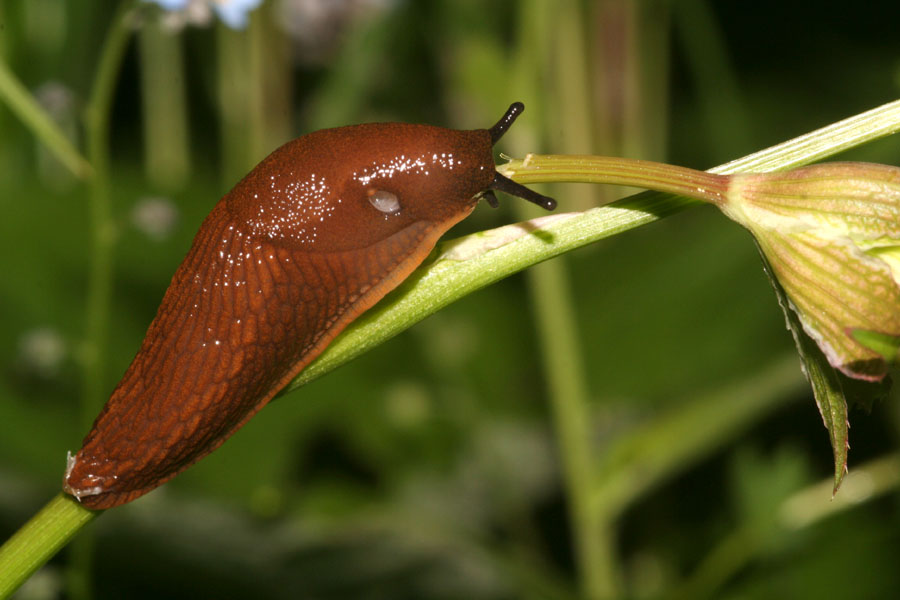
[757,247,849,492]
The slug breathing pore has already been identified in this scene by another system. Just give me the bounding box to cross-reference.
[63,102,555,509]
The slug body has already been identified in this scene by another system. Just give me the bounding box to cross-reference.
[63,104,554,509]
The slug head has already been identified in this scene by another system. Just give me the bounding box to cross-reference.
[225,103,555,253]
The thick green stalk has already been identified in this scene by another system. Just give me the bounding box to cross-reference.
[0,59,92,179]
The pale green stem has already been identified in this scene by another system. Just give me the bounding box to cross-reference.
[0,98,898,600]
[81,0,134,423]
[583,5,672,594]
[524,254,605,596]
[0,8,131,599]
[671,452,900,600]
[779,452,900,530]
[0,59,93,179]
[216,12,270,184]
[590,0,672,161]
[550,0,596,211]
[504,6,604,591]
[501,154,729,205]
[625,0,671,161]
[254,1,293,154]
[71,4,135,599]
[518,2,603,596]
[592,354,807,524]
[0,495,97,599]
[138,16,190,190]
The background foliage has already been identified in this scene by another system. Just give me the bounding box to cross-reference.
[1,1,899,598]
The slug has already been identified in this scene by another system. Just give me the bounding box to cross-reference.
[63,102,556,509]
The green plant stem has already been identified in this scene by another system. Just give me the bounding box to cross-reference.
[525,252,607,597]
[593,354,806,523]
[502,154,730,205]
[1,99,898,600]
[522,1,608,596]
[217,11,274,184]
[671,452,900,600]
[550,0,595,212]
[71,4,136,600]
[138,15,190,189]
[0,495,98,599]
[81,1,133,423]
[0,8,133,600]
[779,452,900,529]
[0,59,93,179]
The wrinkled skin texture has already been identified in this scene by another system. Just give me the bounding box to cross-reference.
[64,123,495,509]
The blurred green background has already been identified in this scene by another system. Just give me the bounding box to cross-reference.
[2,1,900,598]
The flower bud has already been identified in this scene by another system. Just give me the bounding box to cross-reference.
[721,162,900,381]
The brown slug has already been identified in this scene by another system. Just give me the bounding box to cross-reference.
[62,102,556,509]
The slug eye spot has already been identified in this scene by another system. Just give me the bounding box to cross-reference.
[367,189,401,215]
